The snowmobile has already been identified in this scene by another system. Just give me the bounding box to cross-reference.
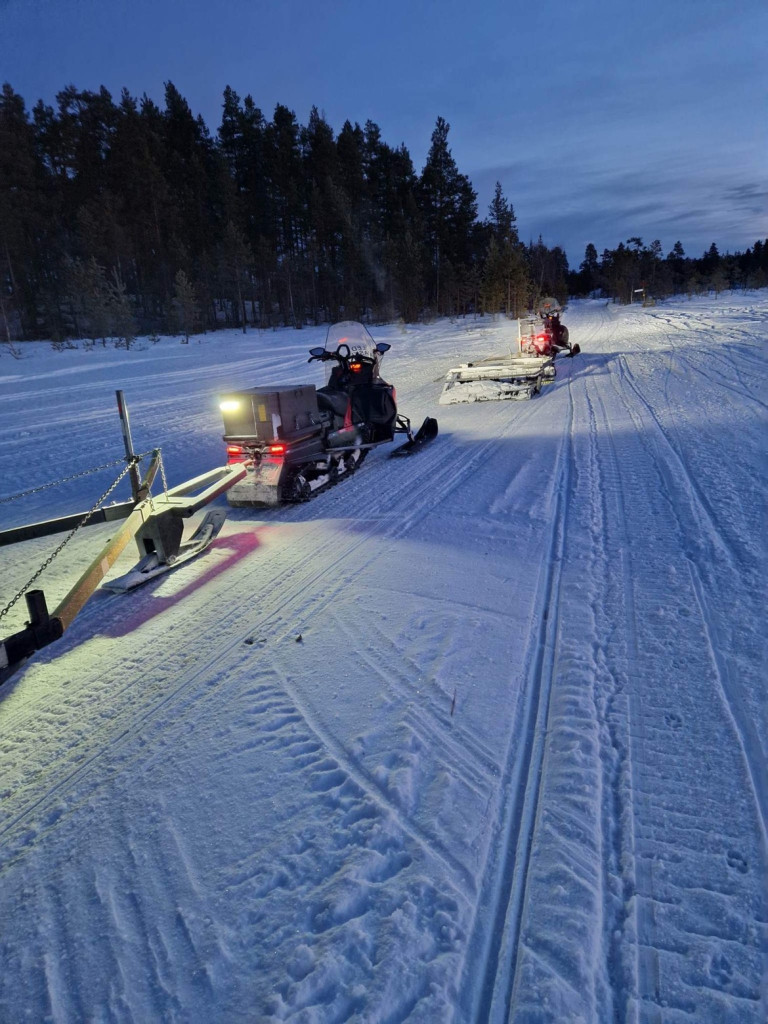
[534,297,580,358]
[220,321,438,506]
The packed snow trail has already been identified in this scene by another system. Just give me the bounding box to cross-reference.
[0,296,765,1022]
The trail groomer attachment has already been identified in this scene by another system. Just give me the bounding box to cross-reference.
[0,392,247,685]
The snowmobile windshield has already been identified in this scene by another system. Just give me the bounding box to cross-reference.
[324,321,378,360]
[537,297,563,316]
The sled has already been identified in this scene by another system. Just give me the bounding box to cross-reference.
[439,313,582,404]
[440,318,556,404]
[102,508,228,592]
[0,392,247,684]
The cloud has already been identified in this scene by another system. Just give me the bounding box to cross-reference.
[470,152,767,262]
[724,184,768,217]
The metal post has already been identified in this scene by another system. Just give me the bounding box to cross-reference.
[116,389,141,502]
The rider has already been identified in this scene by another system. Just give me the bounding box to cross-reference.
[543,310,568,350]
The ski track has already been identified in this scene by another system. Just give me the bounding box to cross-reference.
[1,299,766,1023]
[487,306,636,1023]
[455,370,575,1022]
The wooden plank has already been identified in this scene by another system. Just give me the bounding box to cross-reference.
[52,499,157,631]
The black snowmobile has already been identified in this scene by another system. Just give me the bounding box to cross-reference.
[220,321,438,506]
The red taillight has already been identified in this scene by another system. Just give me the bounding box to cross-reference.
[268,443,286,456]
[350,362,362,373]
[226,444,247,463]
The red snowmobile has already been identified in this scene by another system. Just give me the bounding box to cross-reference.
[528,298,580,358]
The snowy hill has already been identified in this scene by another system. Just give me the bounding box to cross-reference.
[1,295,766,1022]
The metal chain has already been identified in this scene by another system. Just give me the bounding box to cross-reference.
[144,449,168,515]
[158,452,169,496]
[0,457,144,623]
[0,451,155,505]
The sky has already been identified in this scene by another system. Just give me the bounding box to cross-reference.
[2,0,766,267]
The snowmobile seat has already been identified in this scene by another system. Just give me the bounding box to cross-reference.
[316,388,350,419]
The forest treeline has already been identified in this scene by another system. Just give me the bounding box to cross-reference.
[1,81,766,343]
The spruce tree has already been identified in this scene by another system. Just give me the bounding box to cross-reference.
[171,269,199,342]
[418,117,477,314]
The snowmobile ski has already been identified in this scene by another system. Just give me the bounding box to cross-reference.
[391,416,439,456]
[102,508,227,592]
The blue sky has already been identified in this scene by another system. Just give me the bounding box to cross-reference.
[3,0,766,266]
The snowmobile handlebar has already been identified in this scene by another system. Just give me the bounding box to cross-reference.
[308,344,379,371]
[308,344,352,365]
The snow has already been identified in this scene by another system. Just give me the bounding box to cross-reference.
[0,295,766,1023]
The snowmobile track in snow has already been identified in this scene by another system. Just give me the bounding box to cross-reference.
[613,355,768,833]
[2,299,767,1023]
[456,378,577,1022]
[600,356,767,1021]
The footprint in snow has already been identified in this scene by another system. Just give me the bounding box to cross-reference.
[709,952,733,987]
[726,849,748,874]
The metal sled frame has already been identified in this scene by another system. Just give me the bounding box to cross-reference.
[0,391,247,684]
[439,318,557,404]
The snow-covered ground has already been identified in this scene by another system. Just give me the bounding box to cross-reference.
[0,295,766,1023]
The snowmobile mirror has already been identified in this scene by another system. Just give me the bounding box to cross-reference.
[376,342,391,353]
[309,347,325,357]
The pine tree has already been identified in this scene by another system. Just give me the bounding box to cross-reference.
[63,256,111,342]
[701,242,721,278]
[488,181,516,243]
[161,82,224,285]
[481,236,506,315]
[171,269,199,342]
[418,117,477,314]
[484,182,527,315]
[217,221,253,332]
[0,83,44,339]
[579,243,599,293]
[108,266,136,347]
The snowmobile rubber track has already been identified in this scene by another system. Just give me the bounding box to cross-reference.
[228,449,369,508]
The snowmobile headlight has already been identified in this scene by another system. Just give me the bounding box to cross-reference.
[220,399,240,412]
